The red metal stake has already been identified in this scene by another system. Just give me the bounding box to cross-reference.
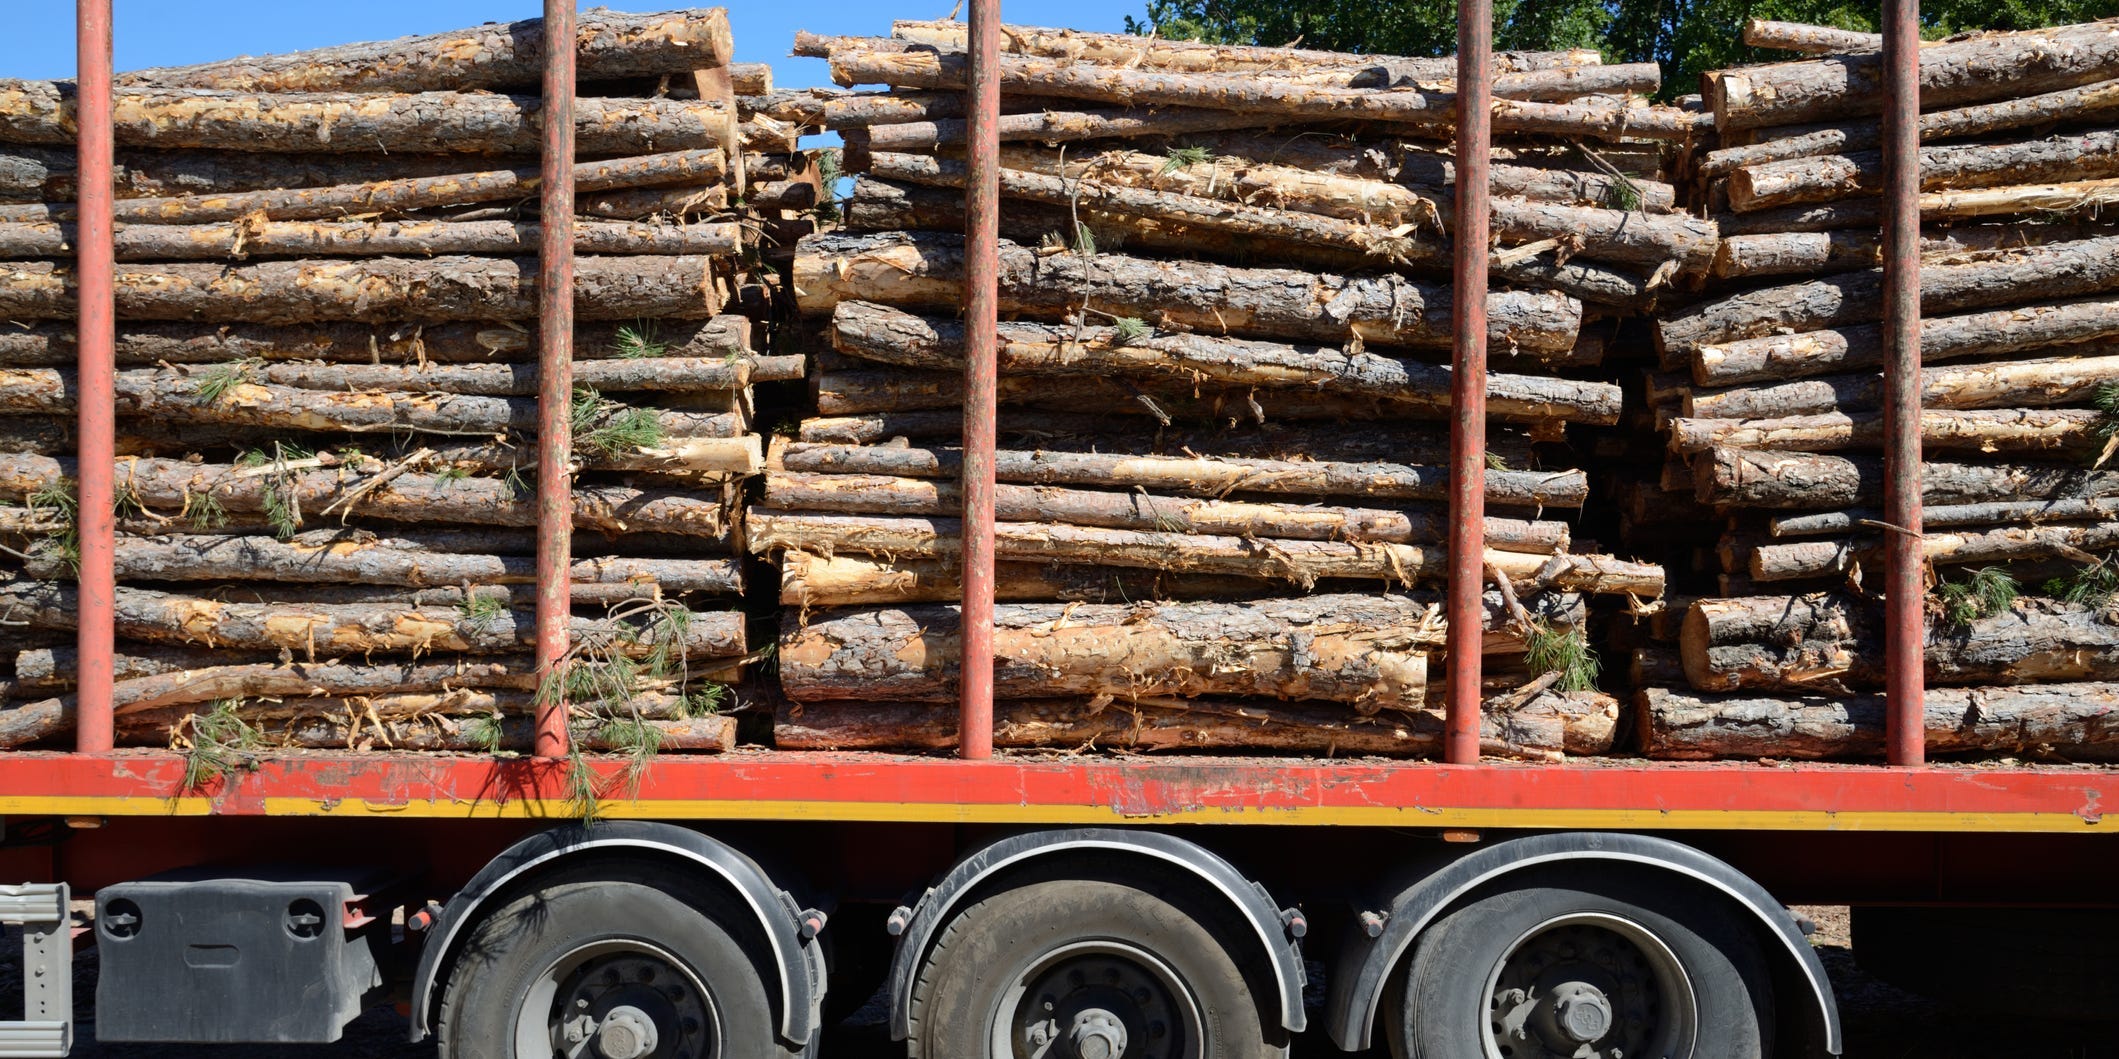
[1882,0,1925,767]
[1444,0,1493,765]
[957,0,1002,761]
[73,0,115,756]
[534,0,578,761]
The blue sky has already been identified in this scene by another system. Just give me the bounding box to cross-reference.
[0,1,1150,87]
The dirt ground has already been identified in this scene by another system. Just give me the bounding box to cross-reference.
[23,905,2116,1058]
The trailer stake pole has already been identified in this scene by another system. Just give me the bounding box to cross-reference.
[1445,0,1493,765]
[73,0,115,756]
[534,0,578,761]
[1883,0,1925,767]
[957,0,1002,760]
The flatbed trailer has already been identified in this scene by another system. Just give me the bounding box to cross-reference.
[3,0,2115,1057]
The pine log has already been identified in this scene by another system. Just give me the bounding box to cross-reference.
[1682,593,2119,692]
[0,255,724,323]
[21,532,741,592]
[1701,78,2119,178]
[826,50,1698,141]
[1686,352,2119,419]
[1694,298,2119,386]
[226,357,759,396]
[1656,235,2119,357]
[774,442,1592,507]
[1668,408,2101,456]
[115,10,732,93]
[573,184,731,220]
[773,691,1618,760]
[778,595,1454,707]
[1710,222,2108,279]
[1741,20,1883,54]
[1712,21,2119,131]
[0,83,733,155]
[776,552,1358,607]
[878,21,1600,78]
[14,645,285,693]
[807,365,1494,425]
[762,471,1570,552]
[1772,497,2119,537]
[141,712,736,754]
[1695,447,2119,509]
[1637,684,2119,761]
[0,317,756,368]
[1749,521,2119,581]
[0,658,530,748]
[791,230,1581,354]
[0,146,500,203]
[0,368,742,444]
[1729,129,2119,212]
[747,511,1660,596]
[830,301,1622,425]
[855,107,1278,154]
[731,63,773,96]
[0,454,736,541]
[0,147,730,227]
[0,577,745,661]
[1712,200,1881,237]
[0,218,740,261]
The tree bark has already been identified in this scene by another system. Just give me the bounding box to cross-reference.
[20,531,741,592]
[0,254,725,322]
[829,301,1623,425]
[826,49,1699,141]
[0,657,531,748]
[13,645,283,693]
[1747,520,2119,581]
[1728,129,2119,212]
[0,83,734,155]
[1682,592,2119,692]
[0,218,740,261]
[1685,352,2119,419]
[0,577,746,662]
[773,690,1619,760]
[747,511,1660,596]
[0,148,728,226]
[856,107,1279,154]
[791,230,1581,354]
[1709,221,2108,280]
[0,146,496,203]
[0,454,736,541]
[0,316,757,368]
[774,551,1372,607]
[774,441,1592,507]
[1637,684,2119,761]
[223,356,761,396]
[1693,298,2119,386]
[1741,20,1882,54]
[762,471,1571,551]
[1655,234,2119,357]
[115,9,733,93]
[1668,408,2101,456]
[1712,21,2119,131]
[1694,447,2119,509]
[1771,496,2119,537]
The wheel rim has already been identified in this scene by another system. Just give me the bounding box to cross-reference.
[989,939,1208,1059]
[1480,911,1698,1059]
[514,938,724,1059]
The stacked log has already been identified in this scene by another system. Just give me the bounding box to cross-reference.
[753,21,1698,759]
[0,8,782,757]
[1628,19,2119,763]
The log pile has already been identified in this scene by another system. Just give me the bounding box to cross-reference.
[754,20,1699,760]
[0,8,786,757]
[1625,18,2119,763]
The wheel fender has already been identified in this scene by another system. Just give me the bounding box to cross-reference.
[885,828,1307,1041]
[408,821,826,1049]
[1325,832,1840,1055]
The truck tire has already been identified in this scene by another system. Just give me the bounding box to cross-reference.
[908,875,1286,1059]
[1393,866,1774,1059]
[437,863,804,1059]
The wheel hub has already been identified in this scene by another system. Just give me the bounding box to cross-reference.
[541,948,716,1059]
[1070,1007,1130,1059]
[998,943,1203,1059]
[1484,917,1693,1059]
[1550,984,1615,1043]
[595,1005,659,1059]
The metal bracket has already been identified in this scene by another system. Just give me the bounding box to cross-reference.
[0,883,71,1057]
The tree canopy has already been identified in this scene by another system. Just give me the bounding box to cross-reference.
[1124,0,2119,99]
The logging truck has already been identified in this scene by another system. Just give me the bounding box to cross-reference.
[5,0,2119,1057]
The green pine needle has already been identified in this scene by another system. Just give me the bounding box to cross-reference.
[190,359,261,405]
[1110,316,1152,346]
[612,323,668,359]
[1524,620,1599,693]
[1161,145,1213,174]
[1935,566,2018,627]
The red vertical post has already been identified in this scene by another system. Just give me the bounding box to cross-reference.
[957,0,1001,760]
[534,0,578,761]
[1444,0,1493,765]
[1882,0,1925,767]
[73,0,115,756]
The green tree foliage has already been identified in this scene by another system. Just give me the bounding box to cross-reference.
[1126,0,2119,100]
